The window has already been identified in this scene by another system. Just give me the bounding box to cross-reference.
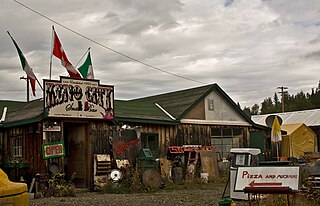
[208,99,214,110]
[13,137,22,157]
[210,128,243,159]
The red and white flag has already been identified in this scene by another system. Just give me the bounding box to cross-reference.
[52,29,82,78]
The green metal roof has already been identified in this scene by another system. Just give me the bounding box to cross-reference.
[130,84,214,120]
[0,99,44,128]
[0,100,25,114]
[114,100,177,124]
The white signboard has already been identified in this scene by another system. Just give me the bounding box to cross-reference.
[235,166,300,191]
[43,125,61,132]
[44,77,114,119]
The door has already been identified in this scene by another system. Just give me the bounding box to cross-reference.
[64,123,87,188]
[250,131,266,161]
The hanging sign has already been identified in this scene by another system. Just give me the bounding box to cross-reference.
[43,121,61,132]
[42,142,65,159]
[44,77,114,119]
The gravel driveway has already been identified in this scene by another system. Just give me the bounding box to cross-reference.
[30,185,248,206]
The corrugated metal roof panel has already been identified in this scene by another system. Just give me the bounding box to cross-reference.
[252,109,320,127]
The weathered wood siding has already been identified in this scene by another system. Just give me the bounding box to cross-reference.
[122,122,250,156]
[2,124,43,181]
[89,121,111,154]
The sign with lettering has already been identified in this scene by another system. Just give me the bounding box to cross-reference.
[235,166,300,191]
[43,121,61,132]
[168,145,215,154]
[42,142,65,159]
[44,77,114,119]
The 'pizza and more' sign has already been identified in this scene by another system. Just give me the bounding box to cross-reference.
[42,142,65,159]
[235,166,300,192]
[44,77,114,119]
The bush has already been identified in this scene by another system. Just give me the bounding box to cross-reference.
[47,173,76,197]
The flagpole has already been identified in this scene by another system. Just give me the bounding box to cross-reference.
[276,142,279,161]
[49,26,54,80]
[75,47,90,67]
[20,76,29,102]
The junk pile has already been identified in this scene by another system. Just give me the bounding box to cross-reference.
[164,145,219,183]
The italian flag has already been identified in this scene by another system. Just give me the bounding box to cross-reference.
[52,29,82,79]
[8,32,37,96]
[78,50,94,79]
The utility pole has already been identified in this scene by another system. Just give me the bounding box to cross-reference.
[20,76,29,102]
[277,86,288,113]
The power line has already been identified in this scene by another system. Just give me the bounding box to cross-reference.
[12,0,208,85]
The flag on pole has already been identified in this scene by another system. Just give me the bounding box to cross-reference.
[52,29,82,78]
[271,116,282,142]
[8,32,37,96]
[78,50,94,79]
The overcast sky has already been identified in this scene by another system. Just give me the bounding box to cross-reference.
[1,0,320,109]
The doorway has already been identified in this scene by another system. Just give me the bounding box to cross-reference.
[64,122,88,188]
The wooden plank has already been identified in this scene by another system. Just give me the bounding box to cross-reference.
[199,150,219,180]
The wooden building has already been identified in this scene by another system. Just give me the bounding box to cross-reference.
[0,79,269,189]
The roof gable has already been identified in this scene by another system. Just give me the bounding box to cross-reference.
[281,123,303,135]
[281,123,316,136]
[129,83,257,127]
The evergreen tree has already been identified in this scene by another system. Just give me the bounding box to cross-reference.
[251,104,260,115]
[250,81,320,114]
[260,97,275,114]
[273,93,280,112]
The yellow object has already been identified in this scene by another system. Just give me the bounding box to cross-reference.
[231,200,236,206]
[281,123,317,158]
[0,168,29,206]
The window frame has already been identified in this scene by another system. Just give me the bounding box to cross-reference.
[12,136,22,158]
[210,127,243,159]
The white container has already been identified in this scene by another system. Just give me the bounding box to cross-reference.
[200,172,208,183]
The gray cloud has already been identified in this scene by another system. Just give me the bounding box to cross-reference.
[0,0,320,108]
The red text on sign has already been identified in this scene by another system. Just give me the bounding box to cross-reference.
[45,144,63,156]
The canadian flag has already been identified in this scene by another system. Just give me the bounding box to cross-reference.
[52,29,82,78]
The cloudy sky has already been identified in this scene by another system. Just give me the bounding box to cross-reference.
[1,0,320,109]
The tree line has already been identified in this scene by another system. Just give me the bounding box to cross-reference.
[245,81,320,115]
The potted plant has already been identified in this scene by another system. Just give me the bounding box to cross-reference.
[3,157,29,169]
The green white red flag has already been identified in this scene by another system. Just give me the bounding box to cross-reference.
[8,32,37,96]
[78,50,94,79]
[52,29,82,78]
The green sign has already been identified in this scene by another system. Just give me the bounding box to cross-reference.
[42,142,65,159]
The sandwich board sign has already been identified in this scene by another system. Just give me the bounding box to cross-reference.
[234,166,300,192]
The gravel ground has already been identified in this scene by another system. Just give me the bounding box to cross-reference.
[30,186,248,206]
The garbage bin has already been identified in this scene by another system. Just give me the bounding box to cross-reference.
[0,168,29,205]
[218,198,232,206]
[137,148,158,170]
